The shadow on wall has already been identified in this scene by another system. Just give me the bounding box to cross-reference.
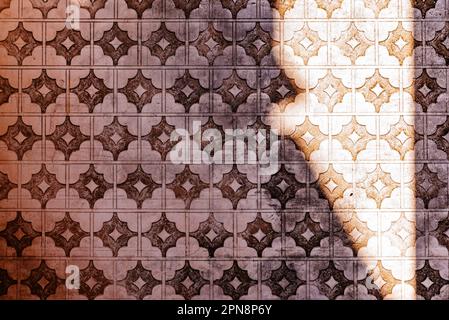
[264,0,449,300]
[201,0,404,299]
[257,0,423,299]
[413,2,449,301]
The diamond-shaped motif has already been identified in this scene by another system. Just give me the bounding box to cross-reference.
[191,213,232,257]
[95,22,137,65]
[373,179,385,192]
[253,39,265,51]
[71,70,113,113]
[70,164,113,209]
[412,260,449,300]
[301,131,316,147]
[167,166,208,209]
[182,180,194,192]
[346,37,359,49]
[324,84,337,96]
[117,261,161,300]
[85,180,98,193]
[253,228,266,242]
[215,165,256,209]
[216,70,253,112]
[23,70,65,113]
[22,260,63,300]
[158,228,171,242]
[395,131,409,145]
[38,84,51,97]
[262,165,305,209]
[371,83,384,96]
[348,131,361,144]
[94,213,137,257]
[143,117,180,160]
[38,180,50,193]
[191,22,231,65]
[13,227,26,241]
[118,165,161,209]
[416,164,446,209]
[422,277,434,290]
[325,276,339,289]
[205,37,218,50]
[229,277,242,290]
[47,117,89,161]
[37,276,50,289]
[262,70,298,112]
[60,228,73,241]
[134,84,147,98]
[110,37,123,50]
[181,276,194,289]
[109,227,122,242]
[349,227,362,241]
[286,24,324,64]
[358,69,394,112]
[380,22,417,64]
[287,212,329,257]
[239,213,280,257]
[119,70,162,112]
[14,131,27,144]
[277,179,290,193]
[143,22,183,65]
[205,229,218,241]
[0,212,40,257]
[301,228,315,242]
[22,165,65,209]
[61,132,74,145]
[214,261,256,300]
[229,85,241,97]
[167,70,208,112]
[166,261,208,300]
[238,22,272,65]
[133,180,147,193]
[181,85,194,97]
[142,213,185,257]
[395,37,408,50]
[314,261,352,300]
[299,36,313,49]
[47,27,89,64]
[276,85,290,98]
[419,83,432,96]
[94,117,137,160]
[14,36,26,50]
[228,179,241,193]
[0,22,42,65]
[358,165,399,208]
[61,37,74,50]
[263,261,304,300]
[325,179,338,193]
[85,84,98,97]
[79,261,113,300]
[134,277,148,290]
[397,228,410,241]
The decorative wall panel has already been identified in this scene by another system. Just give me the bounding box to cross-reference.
[0,0,446,300]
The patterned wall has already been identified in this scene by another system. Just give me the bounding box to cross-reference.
[0,0,448,300]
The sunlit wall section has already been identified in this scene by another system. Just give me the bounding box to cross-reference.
[271,0,419,299]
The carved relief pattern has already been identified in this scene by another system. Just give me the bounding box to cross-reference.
[0,0,441,300]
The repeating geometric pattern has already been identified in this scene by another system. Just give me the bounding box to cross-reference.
[0,0,444,300]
